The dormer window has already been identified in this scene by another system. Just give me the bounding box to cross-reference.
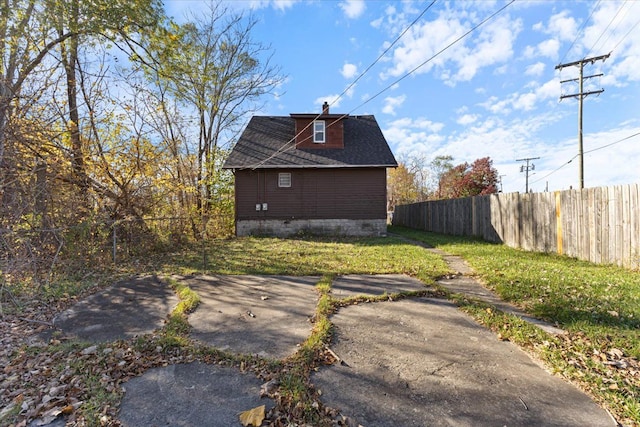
[313,120,325,143]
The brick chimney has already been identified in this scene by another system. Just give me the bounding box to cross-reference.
[322,101,329,115]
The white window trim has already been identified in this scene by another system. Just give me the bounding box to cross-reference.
[278,172,291,188]
[313,120,325,143]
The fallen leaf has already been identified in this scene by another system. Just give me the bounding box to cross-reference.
[239,404,265,427]
[37,407,63,425]
[260,379,279,397]
[608,348,624,358]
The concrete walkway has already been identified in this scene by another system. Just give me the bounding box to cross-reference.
[433,247,567,335]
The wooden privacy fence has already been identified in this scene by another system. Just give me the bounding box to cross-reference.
[392,183,640,270]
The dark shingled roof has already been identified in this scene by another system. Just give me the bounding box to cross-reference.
[222,115,397,169]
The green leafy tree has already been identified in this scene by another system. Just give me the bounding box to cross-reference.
[431,155,454,199]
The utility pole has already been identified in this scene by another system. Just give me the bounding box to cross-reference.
[555,53,610,189]
[498,174,506,193]
[517,157,539,193]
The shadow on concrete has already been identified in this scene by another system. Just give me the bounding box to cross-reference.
[52,275,178,343]
[312,297,615,427]
[331,274,427,298]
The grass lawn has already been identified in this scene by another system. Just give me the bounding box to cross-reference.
[389,225,640,425]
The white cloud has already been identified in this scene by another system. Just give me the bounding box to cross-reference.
[536,38,560,59]
[546,10,578,41]
[380,108,630,193]
[524,10,574,61]
[315,94,342,109]
[380,10,521,85]
[513,92,538,111]
[480,96,512,115]
[380,15,465,80]
[457,114,478,126]
[479,78,560,114]
[454,15,522,82]
[339,0,365,19]
[370,16,383,29]
[383,117,445,158]
[314,83,356,110]
[247,0,299,11]
[382,94,406,115]
[340,63,358,79]
[525,62,545,76]
[579,2,640,85]
[529,125,640,192]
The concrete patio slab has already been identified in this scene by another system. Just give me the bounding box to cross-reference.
[182,275,320,359]
[313,297,615,427]
[118,362,273,427]
[331,274,427,298]
[52,275,178,343]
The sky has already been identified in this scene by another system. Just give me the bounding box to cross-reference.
[164,0,640,194]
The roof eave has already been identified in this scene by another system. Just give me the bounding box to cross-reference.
[223,163,398,170]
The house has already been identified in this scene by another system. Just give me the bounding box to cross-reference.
[222,102,398,237]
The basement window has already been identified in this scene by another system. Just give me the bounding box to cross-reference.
[278,172,291,188]
[313,120,325,143]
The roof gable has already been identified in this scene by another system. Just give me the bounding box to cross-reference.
[223,115,397,169]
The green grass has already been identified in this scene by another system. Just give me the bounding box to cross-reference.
[390,225,640,425]
[159,235,451,283]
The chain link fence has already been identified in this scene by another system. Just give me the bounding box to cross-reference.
[0,215,232,295]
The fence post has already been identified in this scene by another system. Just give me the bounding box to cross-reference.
[112,222,117,265]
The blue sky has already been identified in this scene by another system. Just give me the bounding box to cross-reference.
[165,0,640,194]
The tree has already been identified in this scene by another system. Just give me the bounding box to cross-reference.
[0,0,77,221]
[439,157,498,199]
[431,155,454,199]
[48,0,164,209]
[387,163,419,212]
[141,2,283,220]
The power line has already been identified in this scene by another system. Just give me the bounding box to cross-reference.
[558,0,601,65]
[585,131,640,154]
[329,0,437,108]
[248,1,438,169]
[586,0,631,56]
[612,12,640,52]
[530,156,576,186]
[555,53,610,189]
[249,0,514,170]
[530,131,640,185]
[348,0,515,115]
[585,0,627,57]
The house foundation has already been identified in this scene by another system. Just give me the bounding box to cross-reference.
[236,219,387,237]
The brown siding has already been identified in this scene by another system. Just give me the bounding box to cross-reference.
[294,117,344,149]
[235,168,387,220]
